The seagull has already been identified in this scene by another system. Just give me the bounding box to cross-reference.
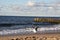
[32,26,38,33]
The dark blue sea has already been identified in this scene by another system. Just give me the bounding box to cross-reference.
[0,16,60,35]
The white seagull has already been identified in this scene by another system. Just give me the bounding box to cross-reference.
[32,26,38,33]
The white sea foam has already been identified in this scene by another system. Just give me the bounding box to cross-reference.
[38,24,60,31]
[0,24,60,35]
[0,28,34,35]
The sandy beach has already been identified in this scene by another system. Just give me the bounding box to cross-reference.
[0,33,60,40]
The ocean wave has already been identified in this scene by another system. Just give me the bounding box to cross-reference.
[0,24,60,35]
[0,28,34,35]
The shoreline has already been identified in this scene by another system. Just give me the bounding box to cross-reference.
[0,33,60,40]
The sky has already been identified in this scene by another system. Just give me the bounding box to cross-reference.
[0,0,57,5]
[0,0,60,17]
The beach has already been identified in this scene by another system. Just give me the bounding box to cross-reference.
[0,33,60,40]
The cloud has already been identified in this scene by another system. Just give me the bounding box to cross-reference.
[0,2,60,16]
[26,1,35,6]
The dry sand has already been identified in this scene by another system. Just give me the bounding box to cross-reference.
[0,33,60,40]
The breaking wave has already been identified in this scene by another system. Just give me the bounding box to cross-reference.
[0,24,60,35]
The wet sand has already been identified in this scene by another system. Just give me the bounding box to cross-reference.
[0,33,60,40]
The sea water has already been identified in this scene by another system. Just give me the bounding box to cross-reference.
[0,16,60,35]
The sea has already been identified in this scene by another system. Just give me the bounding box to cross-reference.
[0,16,60,35]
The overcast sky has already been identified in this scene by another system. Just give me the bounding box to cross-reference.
[0,0,60,17]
